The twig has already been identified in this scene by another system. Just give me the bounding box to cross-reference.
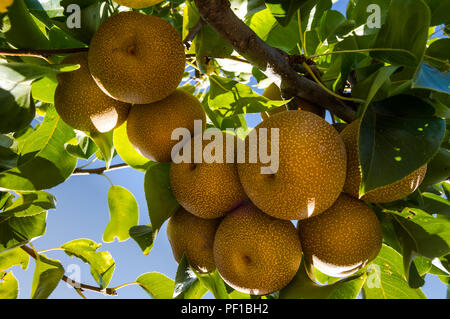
[20,245,117,296]
[183,19,206,50]
[0,47,88,59]
[193,0,356,122]
[72,163,129,175]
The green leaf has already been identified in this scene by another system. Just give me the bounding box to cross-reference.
[31,75,58,104]
[3,191,56,217]
[89,131,114,169]
[0,135,18,173]
[31,254,64,299]
[0,211,47,253]
[144,162,179,234]
[24,0,65,19]
[423,0,450,25]
[353,65,399,114]
[420,192,450,217]
[65,131,98,160]
[195,25,233,73]
[56,0,116,45]
[113,122,152,172]
[61,238,115,289]
[194,269,230,299]
[412,63,450,95]
[389,208,450,259]
[4,0,50,49]
[129,225,154,255]
[264,0,309,26]
[208,75,286,118]
[136,272,175,299]
[0,271,19,299]
[425,38,450,71]
[103,186,139,243]
[420,148,450,187]
[359,94,446,195]
[0,105,77,191]
[173,254,208,299]
[362,244,426,299]
[0,247,29,271]
[371,0,430,67]
[279,261,366,299]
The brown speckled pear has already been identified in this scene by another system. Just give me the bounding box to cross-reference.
[213,203,302,295]
[54,52,130,133]
[170,132,248,219]
[340,119,427,203]
[126,89,206,162]
[298,194,382,277]
[113,0,163,9]
[238,110,347,220]
[88,11,185,104]
[167,207,221,273]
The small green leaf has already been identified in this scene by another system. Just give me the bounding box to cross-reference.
[389,208,450,259]
[31,254,64,299]
[264,0,309,26]
[420,148,450,187]
[362,244,426,299]
[0,211,47,253]
[89,131,115,169]
[113,122,152,172]
[3,191,56,217]
[0,271,19,299]
[137,272,175,299]
[65,131,98,160]
[129,225,154,255]
[0,105,77,191]
[144,162,179,234]
[173,254,208,299]
[103,186,139,243]
[61,238,115,289]
[279,260,366,299]
[194,269,230,299]
[0,247,29,271]
[208,75,286,117]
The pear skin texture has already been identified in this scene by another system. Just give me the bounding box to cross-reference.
[166,207,221,273]
[88,11,185,104]
[298,194,382,277]
[54,52,130,133]
[238,110,347,220]
[340,119,427,203]
[126,89,206,162]
[114,0,163,9]
[213,203,302,295]
[170,132,248,219]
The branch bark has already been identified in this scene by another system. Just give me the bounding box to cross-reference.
[20,245,117,296]
[193,0,356,122]
[72,163,129,175]
[183,18,206,50]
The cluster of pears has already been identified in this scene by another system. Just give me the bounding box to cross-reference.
[53,9,428,296]
[167,90,427,295]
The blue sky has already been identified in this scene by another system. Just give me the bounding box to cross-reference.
[8,0,448,299]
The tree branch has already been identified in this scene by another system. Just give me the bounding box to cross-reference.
[72,163,129,175]
[193,0,356,122]
[183,18,206,50]
[20,245,117,296]
[0,47,88,59]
